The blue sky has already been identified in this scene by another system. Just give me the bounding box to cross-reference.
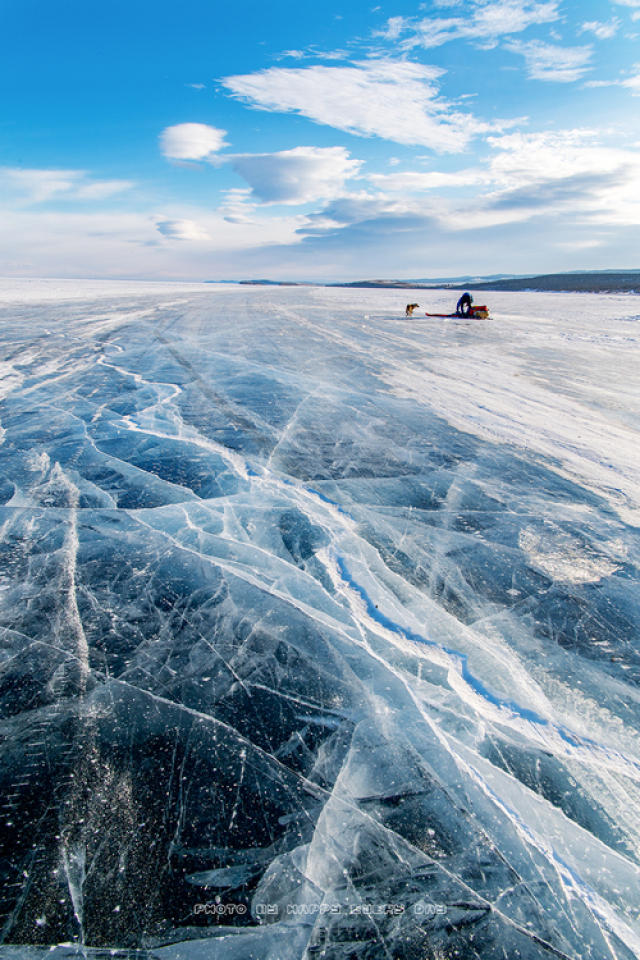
[2,0,640,280]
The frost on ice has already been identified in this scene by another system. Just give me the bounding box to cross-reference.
[0,282,639,959]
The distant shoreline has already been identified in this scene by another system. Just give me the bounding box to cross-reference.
[238,271,640,294]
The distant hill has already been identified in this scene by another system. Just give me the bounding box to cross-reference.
[228,271,640,293]
[459,272,640,293]
[327,272,640,293]
[328,274,515,288]
[238,279,307,286]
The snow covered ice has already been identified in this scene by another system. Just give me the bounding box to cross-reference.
[0,279,639,960]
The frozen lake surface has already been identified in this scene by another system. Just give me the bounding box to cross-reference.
[0,280,639,959]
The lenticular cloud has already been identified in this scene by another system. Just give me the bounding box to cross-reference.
[160,122,228,160]
[231,146,361,204]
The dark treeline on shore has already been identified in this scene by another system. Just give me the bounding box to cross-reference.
[328,272,640,293]
[459,272,640,293]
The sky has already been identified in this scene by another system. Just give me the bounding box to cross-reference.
[2,0,640,281]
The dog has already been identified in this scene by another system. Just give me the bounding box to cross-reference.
[405,303,420,316]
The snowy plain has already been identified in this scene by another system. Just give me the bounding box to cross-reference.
[0,279,639,959]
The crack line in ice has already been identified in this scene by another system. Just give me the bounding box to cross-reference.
[244,681,348,718]
[119,418,251,481]
[305,777,579,960]
[3,290,640,955]
[126,472,640,789]
[8,627,583,944]
[464,760,640,958]
[99,678,328,802]
[112,592,254,698]
[125,512,359,646]
[156,332,279,437]
[0,612,624,955]
[43,464,91,692]
[333,554,640,783]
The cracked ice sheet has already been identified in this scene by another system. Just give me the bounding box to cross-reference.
[0,280,639,960]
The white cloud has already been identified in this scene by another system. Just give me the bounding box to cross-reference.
[367,168,488,192]
[302,189,525,240]
[390,0,559,49]
[611,0,640,16]
[0,168,134,205]
[1,168,82,203]
[222,59,494,152]
[465,0,559,36]
[300,128,640,248]
[159,123,228,160]
[482,130,640,225]
[487,130,613,184]
[2,182,638,283]
[74,180,136,200]
[585,62,640,94]
[150,206,309,251]
[155,218,211,241]
[506,39,593,82]
[622,63,640,94]
[0,210,159,277]
[230,146,361,204]
[218,188,257,224]
[381,16,406,39]
[0,202,312,280]
[580,19,620,39]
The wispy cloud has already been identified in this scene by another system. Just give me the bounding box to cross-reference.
[611,0,640,20]
[277,49,307,60]
[159,123,228,160]
[580,19,620,40]
[384,0,560,49]
[382,17,406,40]
[0,168,134,205]
[622,64,640,94]
[506,39,593,82]
[0,205,312,279]
[275,47,349,62]
[585,62,640,94]
[367,168,488,192]
[151,207,308,250]
[222,59,497,152]
[74,180,135,200]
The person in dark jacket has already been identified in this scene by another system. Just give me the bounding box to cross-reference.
[456,292,473,317]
